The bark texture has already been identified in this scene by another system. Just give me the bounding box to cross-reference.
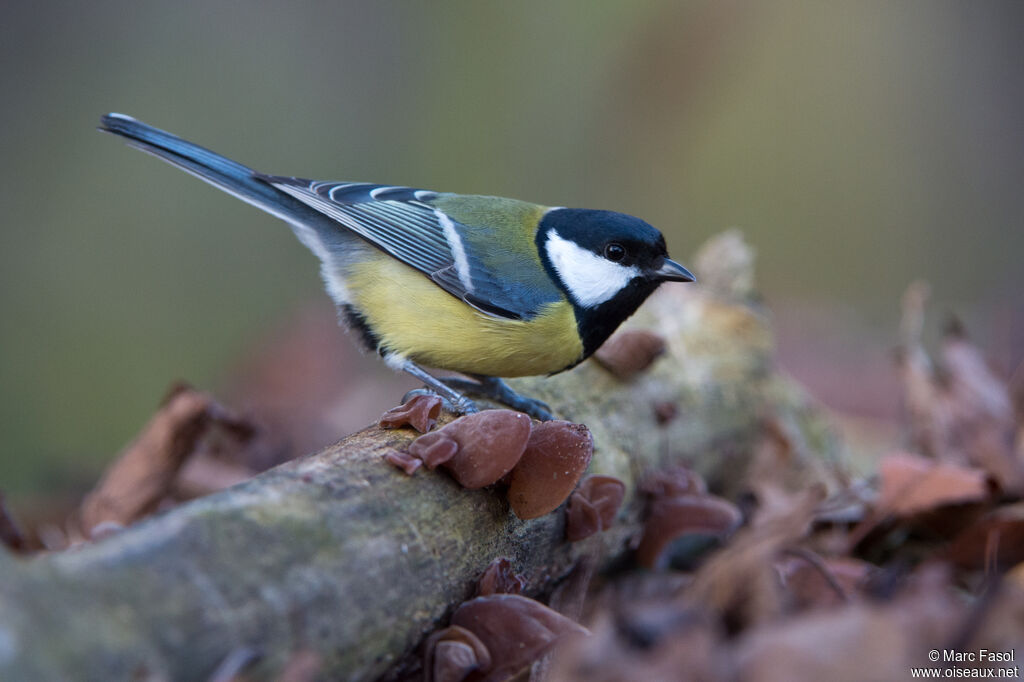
[0,244,846,680]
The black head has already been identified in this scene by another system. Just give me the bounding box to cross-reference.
[536,208,694,360]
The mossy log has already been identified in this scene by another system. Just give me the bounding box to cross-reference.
[0,241,846,681]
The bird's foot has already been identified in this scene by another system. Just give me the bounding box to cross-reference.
[401,388,479,416]
[397,360,480,416]
[439,376,555,421]
[396,360,553,420]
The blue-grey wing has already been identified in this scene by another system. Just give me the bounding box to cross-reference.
[259,176,561,320]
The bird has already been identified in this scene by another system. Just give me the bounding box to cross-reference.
[99,113,695,420]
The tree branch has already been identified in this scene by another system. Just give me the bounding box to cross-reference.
[0,244,845,680]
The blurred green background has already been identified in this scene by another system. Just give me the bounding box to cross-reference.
[1,1,1022,499]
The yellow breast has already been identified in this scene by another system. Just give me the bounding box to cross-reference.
[346,254,583,377]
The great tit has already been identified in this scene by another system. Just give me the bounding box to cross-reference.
[99,114,695,420]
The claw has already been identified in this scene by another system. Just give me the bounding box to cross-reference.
[454,396,480,415]
[516,399,555,422]
[401,388,479,416]
[397,362,554,421]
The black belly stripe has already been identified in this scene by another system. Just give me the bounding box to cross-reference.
[340,304,383,354]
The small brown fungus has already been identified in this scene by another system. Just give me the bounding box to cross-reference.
[424,625,492,682]
[378,394,443,433]
[476,557,525,596]
[450,594,588,681]
[409,410,532,489]
[383,451,423,476]
[653,400,679,426]
[507,421,594,519]
[565,475,626,541]
[409,434,459,469]
[636,495,742,570]
[639,465,707,500]
[592,329,667,380]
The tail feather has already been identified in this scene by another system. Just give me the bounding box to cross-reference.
[99,113,327,229]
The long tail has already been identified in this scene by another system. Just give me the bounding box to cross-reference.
[99,113,328,229]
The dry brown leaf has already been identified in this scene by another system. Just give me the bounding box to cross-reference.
[79,385,254,535]
[942,323,1015,429]
[685,490,820,630]
[897,284,1022,492]
[776,554,873,611]
[945,503,1024,573]
[172,453,253,499]
[875,452,990,517]
[547,610,720,682]
[732,578,963,682]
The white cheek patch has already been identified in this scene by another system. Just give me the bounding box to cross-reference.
[545,231,641,308]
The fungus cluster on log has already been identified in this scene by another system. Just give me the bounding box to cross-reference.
[565,475,626,542]
[426,594,587,682]
[379,394,443,433]
[635,467,742,570]
[382,405,605,521]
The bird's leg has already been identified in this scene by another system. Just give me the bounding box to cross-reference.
[434,376,486,394]
[439,375,555,421]
[397,360,479,415]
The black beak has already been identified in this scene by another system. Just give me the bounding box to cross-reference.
[653,258,696,283]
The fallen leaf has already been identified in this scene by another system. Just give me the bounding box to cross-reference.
[79,385,254,534]
[945,503,1024,572]
[172,452,253,499]
[685,491,820,630]
[732,584,961,682]
[776,554,873,611]
[547,609,719,682]
[875,452,990,517]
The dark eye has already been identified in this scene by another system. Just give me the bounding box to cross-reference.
[604,243,626,262]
